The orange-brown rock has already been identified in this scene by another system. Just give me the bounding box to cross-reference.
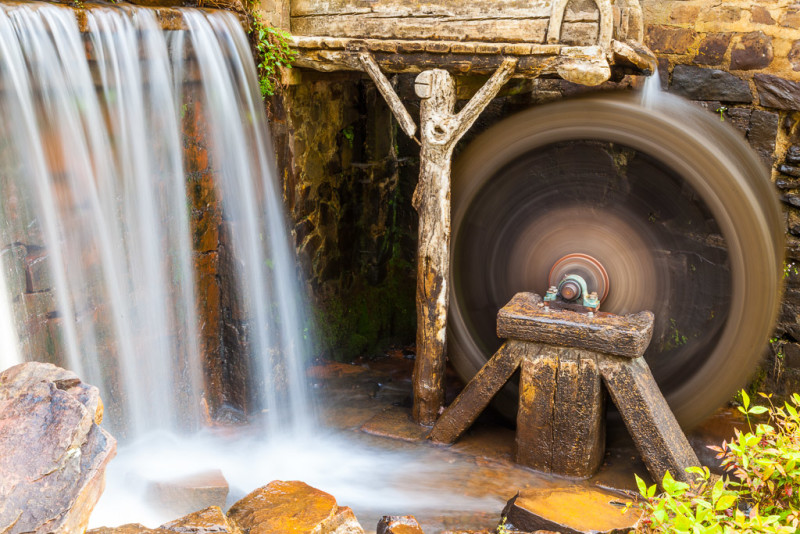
[227,481,364,534]
[0,362,116,534]
[377,515,424,534]
[161,506,241,534]
[89,506,240,534]
[502,487,642,534]
[88,525,172,534]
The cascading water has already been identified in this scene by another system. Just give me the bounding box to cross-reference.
[641,68,662,108]
[0,262,20,370]
[0,2,510,529]
[0,1,204,436]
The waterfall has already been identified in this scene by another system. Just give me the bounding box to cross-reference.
[641,68,662,109]
[0,1,311,438]
[0,262,20,371]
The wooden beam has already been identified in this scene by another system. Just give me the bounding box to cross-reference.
[411,58,517,425]
[358,52,417,139]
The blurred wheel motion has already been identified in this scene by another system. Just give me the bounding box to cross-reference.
[449,93,783,429]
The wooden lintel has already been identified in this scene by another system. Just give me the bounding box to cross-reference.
[291,36,656,82]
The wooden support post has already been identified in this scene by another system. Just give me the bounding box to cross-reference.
[429,341,526,444]
[516,346,606,477]
[411,59,518,425]
[599,355,700,484]
[360,50,518,425]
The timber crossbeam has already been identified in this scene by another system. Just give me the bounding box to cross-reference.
[291,36,657,84]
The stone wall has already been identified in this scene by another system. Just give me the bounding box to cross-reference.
[269,72,418,361]
[638,0,800,395]
[275,0,800,396]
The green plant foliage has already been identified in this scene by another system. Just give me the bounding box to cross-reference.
[634,391,800,533]
[249,11,296,98]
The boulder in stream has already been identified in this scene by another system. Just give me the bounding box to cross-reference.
[88,506,240,534]
[227,480,365,534]
[0,362,117,534]
[502,486,642,534]
[377,516,425,534]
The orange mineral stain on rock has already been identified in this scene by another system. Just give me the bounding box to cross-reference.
[227,480,364,534]
[504,487,642,534]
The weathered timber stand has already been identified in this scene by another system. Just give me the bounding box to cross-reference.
[430,293,700,483]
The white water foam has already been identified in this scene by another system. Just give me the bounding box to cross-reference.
[641,68,663,109]
[0,260,20,371]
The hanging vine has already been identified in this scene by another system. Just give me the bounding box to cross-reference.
[246,3,296,98]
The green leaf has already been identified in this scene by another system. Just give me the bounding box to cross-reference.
[714,494,737,511]
[712,478,724,503]
[749,406,769,415]
[741,390,750,410]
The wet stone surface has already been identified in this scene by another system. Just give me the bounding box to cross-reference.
[310,351,750,533]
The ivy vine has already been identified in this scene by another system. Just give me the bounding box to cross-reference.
[247,4,296,98]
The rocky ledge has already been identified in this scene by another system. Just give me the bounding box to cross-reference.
[0,362,117,534]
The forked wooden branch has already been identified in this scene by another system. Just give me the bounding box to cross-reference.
[358,52,418,139]
[411,58,517,425]
[356,55,519,425]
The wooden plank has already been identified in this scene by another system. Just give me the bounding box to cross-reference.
[516,347,558,471]
[291,0,554,18]
[428,341,525,444]
[497,292,654,359]
[599,355,700,485]
[291,16,551,44]
[516,346,605,477]
[551,349,605,477]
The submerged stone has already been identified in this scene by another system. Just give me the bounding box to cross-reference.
[147,469,229,519]
[502,487,642,534]
[0,362,117,534]
[227,480,365,534]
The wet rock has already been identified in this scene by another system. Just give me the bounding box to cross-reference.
[89,525,173,534]
[90,507,240,534]
[377,515,425,534]
[784,343,800,369]
[160,506,240,534]
[776,178,800,190]
[148,470,230,519]
[780,165,800,179]
[24,247,51,292]
[788,146,800,166]
[781,194,800,209]
[0,362,116,534]
[670,65,751,103]
[502,487,642,534]
[755,74,800,111]
[227,480,365,534]
[694,33,731,65]
[747,110,780,165]
[730,32,773,71]
[779,7,800,29]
